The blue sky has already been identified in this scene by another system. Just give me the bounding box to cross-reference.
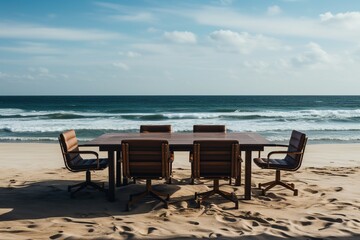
[1,0,360,95]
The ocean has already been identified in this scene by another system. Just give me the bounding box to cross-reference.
[0,95,360,144]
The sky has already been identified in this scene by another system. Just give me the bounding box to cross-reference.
[0,0,360,95]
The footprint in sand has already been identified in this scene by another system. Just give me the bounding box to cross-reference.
[304,188,318,194]
[147,227,157,234]
[49,233,63,239]
[271,224,289,231]
[318,217,343,223]
[189,220,199,225]
[252,221,260,227]
[209,232,222,238]
[88,228,94,233]
[300,221,312,226]
[120,226,133,232]
[223,216,237,223]
[319,222,333,230]
[220,228,229,231]
[27,224,38,229]
[327,198,337,203]
[334,187,343,192]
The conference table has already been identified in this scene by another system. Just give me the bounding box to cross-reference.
[85,132,270,202]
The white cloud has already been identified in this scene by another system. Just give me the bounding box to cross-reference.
[0,42,61,54]
[291,42,331,67]
[147,27,160,33]
[186,7,360,42]
[209,30,282,54]
[118,51,141,58]
[28,67,49,73]
[320,11,360,30]
[0,23,122,41]
[113,62,130,70]
[163,31,197,44]
[110,12,155,22]
[0,72,8,79]
[267,5,282,16]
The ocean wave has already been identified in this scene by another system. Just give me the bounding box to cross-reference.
[3,108,360,121]
[42,113,88,119]
[2,133,360,144]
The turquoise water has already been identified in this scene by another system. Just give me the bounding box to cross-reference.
[0,95,360,143]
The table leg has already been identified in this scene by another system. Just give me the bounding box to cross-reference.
[107,151,115,202]
[116,151,122,187]
[244,150,252,200]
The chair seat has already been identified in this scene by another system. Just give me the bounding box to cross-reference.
[254,157,297,170]
[70,158,108,171]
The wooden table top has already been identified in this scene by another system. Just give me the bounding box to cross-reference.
[85,132,270,151]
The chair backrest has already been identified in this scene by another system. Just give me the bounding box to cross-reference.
[193,140,239,179]
[59,129,81,170]
[122,140,170,179]
[285,130,307,170]
[140,125,171,133]
[193,125,226,133]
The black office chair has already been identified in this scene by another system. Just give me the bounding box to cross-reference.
[59,130,108,197]
[253,130,307,196]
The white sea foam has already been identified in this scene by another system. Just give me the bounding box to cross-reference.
[2,108,360,143]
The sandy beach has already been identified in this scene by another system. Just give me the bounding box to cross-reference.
[0,143,359,239]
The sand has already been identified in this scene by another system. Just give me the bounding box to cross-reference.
[0,143,359,239]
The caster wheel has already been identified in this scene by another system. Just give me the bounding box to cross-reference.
[231,192,237,199]
[196,200,201,208]
[294,189,298,196]
[261,189,266,196]
[258,183,262,189]
[164,202,169,209]
[235,202,239,209]
[194,192,198,200]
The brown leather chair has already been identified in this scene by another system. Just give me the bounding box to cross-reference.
[122,139,172,210]
[140,125,171,133]
[140,125,174,184]
[190,125,240,185]
[59,130,108,197]
[254,130,307,196]
[192,140,240,209]
[193,125,226,133]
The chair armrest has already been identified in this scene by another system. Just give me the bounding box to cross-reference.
[267,151,302,159]
[257,144,289,158]
[262,150,301,168]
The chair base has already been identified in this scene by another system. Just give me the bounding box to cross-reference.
[195,179,239,209]
[258,170,298,196]
[68,170,106,198]
[127,179,170,211]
